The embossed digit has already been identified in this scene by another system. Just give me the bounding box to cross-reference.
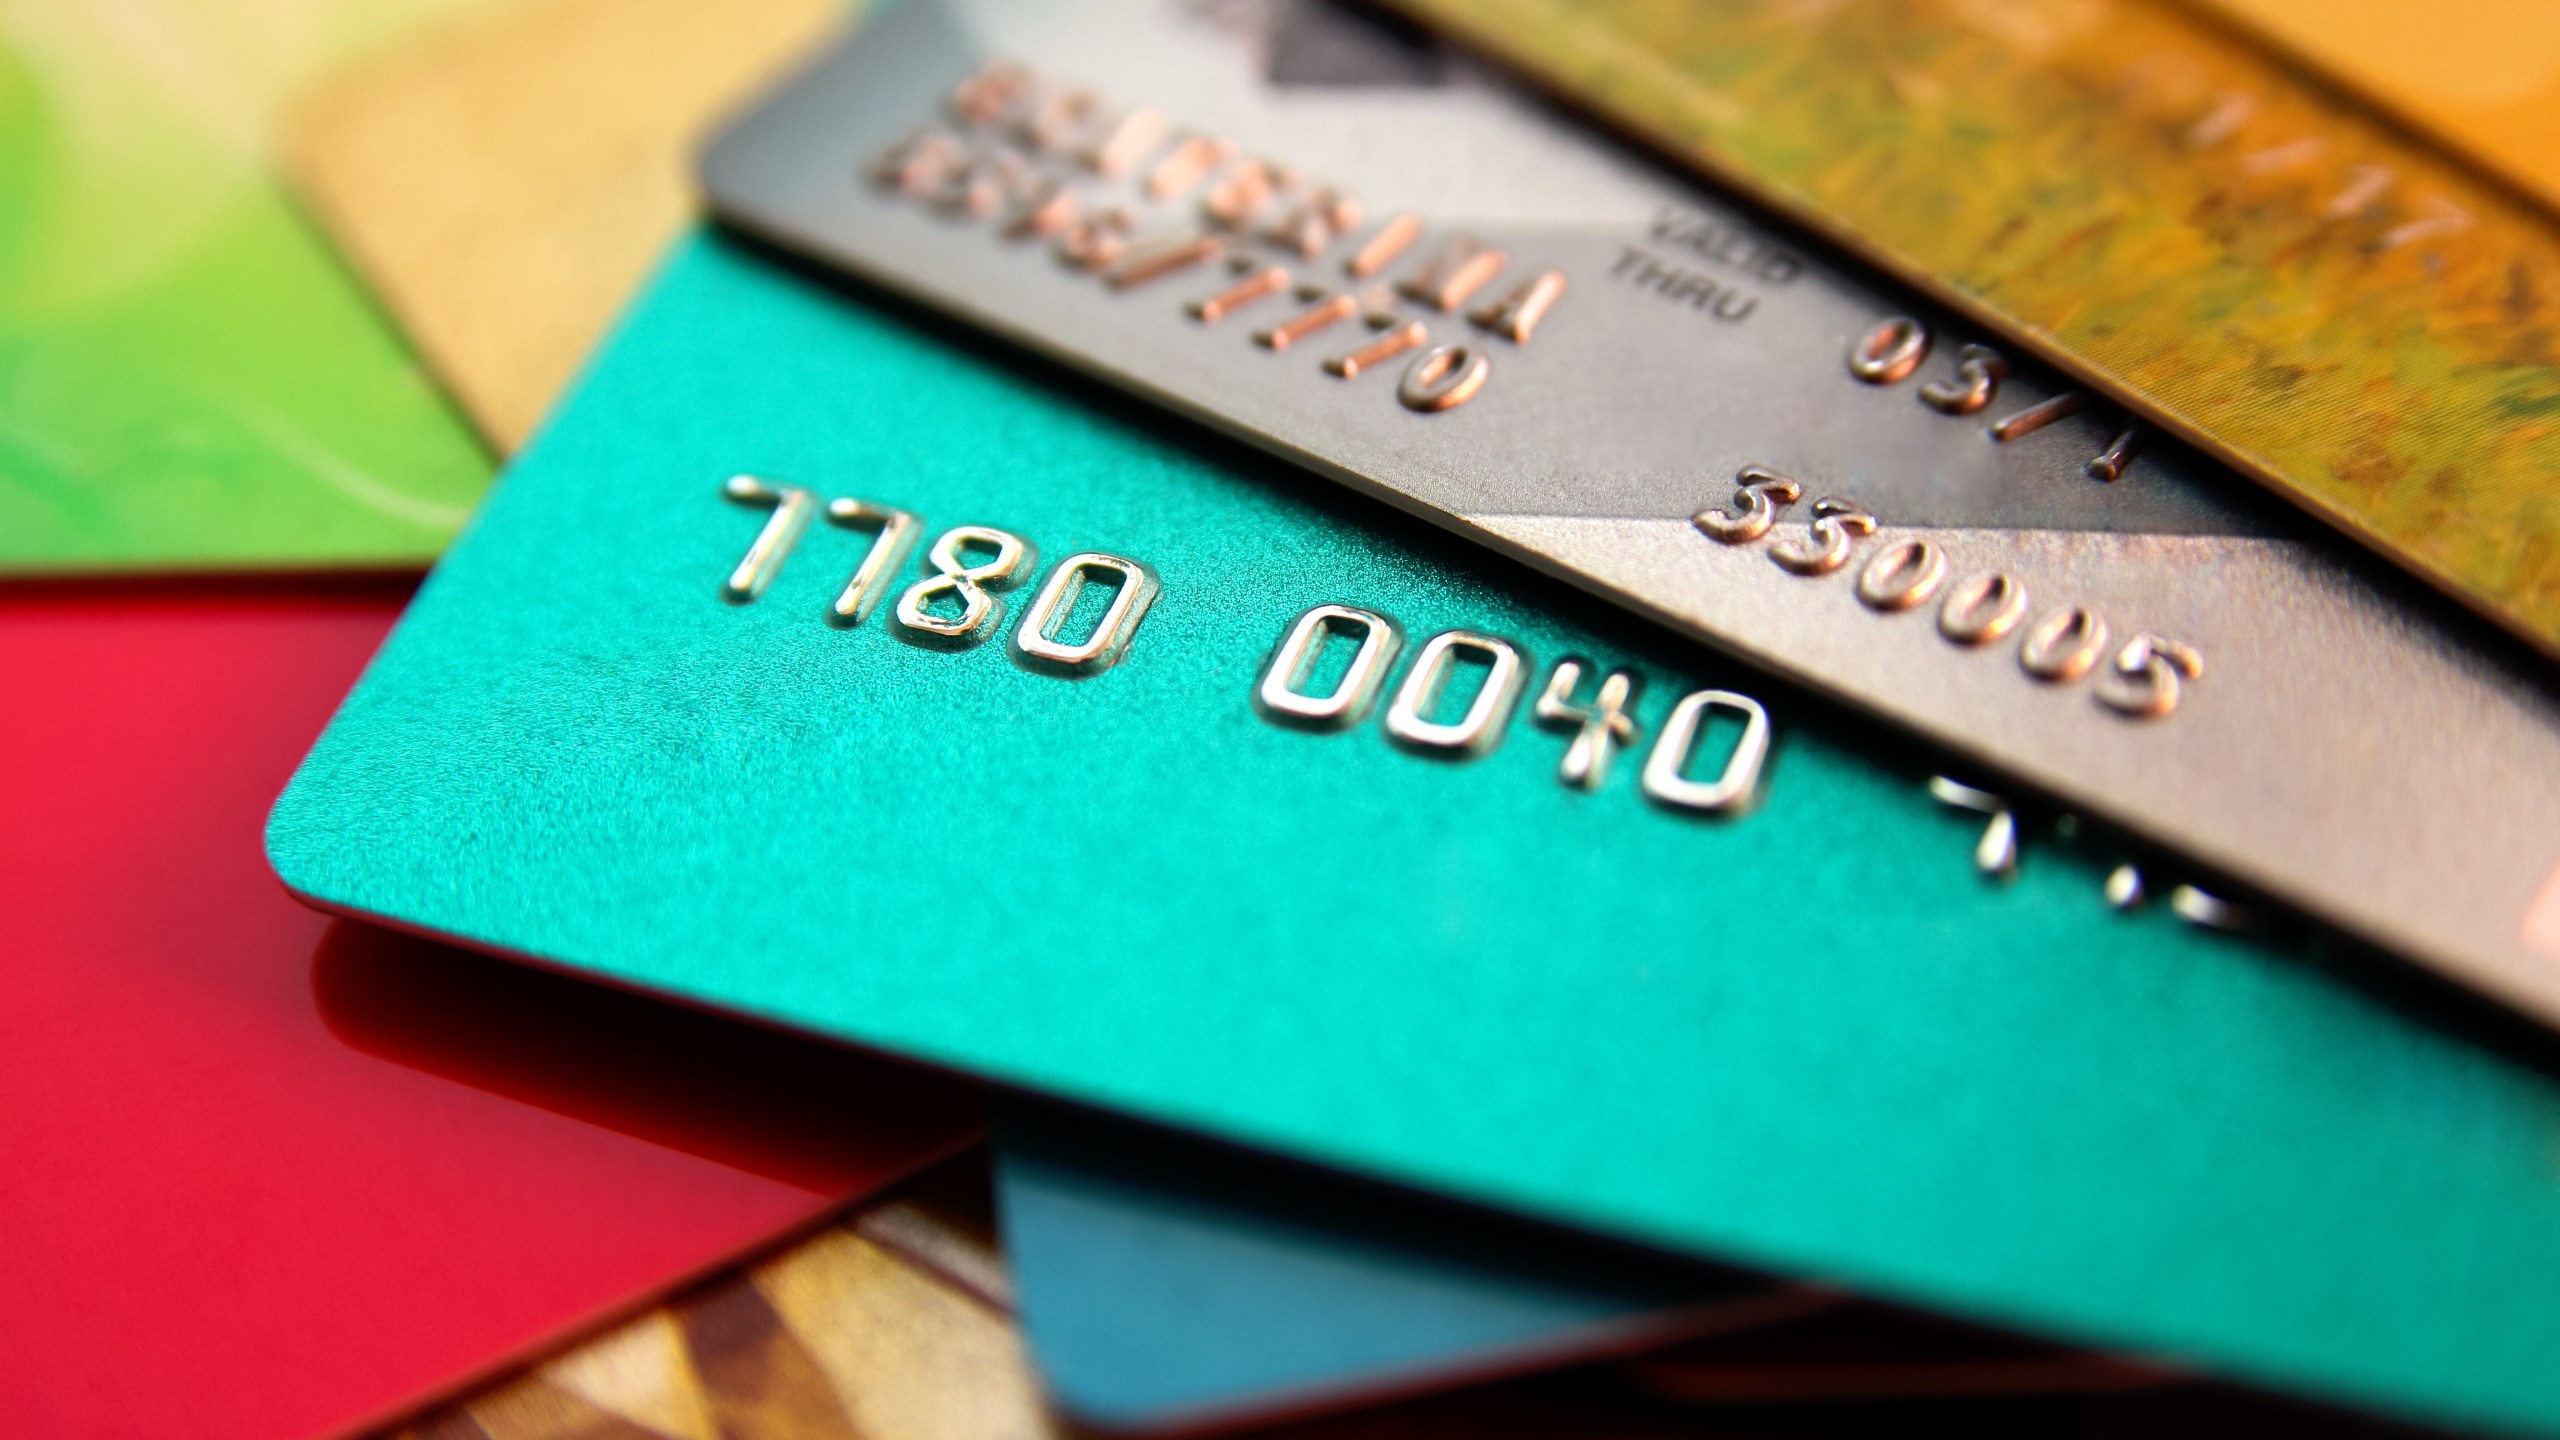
[1469,270,1568,344]
[2019,606,2109,683]
[821,498,922,627]
[2096,632,2204,718]
[1770,497,1878,576]
[1011,553,1160,674]
[719,476,816,603]
[1532,658,1643,791]
[934,148,1034,219]
[1939,572,2029,646]
[1395,236,1507,311]
[1919,344,2009,415]
[893,526,1037,645]
[1848,317,1930,384]
[1396,344,1490,412]
[1256,605,1404,729]
[1641,690,1769,815]
[1692,465,1802,545]
[947,60,1033,127]
[1057,207,1134,271]
[1928,776,2019,879]
[1383,630,1527,758]
[2170,885,2250,931]
[1855,538,1949,611]
[871,127,964,196]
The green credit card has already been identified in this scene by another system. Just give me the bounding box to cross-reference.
[0,0,492,572]
[270,230,2560,1438]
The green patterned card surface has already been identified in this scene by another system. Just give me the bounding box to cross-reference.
[273,232,2560,1438]
[0,0,492,571]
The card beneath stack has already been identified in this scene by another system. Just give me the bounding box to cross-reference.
[269,227,2560,1439]
[991,1098,1812,1433]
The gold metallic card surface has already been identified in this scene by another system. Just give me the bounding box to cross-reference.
[2193,0,2560,214]
[287,0,837,450]
[1383,0,2560,661]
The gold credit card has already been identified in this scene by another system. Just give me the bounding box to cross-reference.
[369,1162,1059,1440]
[2193,0,2560,215]
[1382,0,2560,660]
[286,0,837,450]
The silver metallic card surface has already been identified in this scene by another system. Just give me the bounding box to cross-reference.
[701,0,2560,1024]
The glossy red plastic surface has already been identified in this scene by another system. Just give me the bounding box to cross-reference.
[0,582,981,1440]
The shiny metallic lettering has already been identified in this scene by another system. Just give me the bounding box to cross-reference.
[893,525,1036,644]
[2170,885,2251,931]
[1322,320,1424,377]
[1919,344,2009,415]
[1383,630,1526,757]
[1692,465,1802,545]
[1190,265,1291,322]
[2019,606,2110,683]
[1085,106,1166,178]
[872,127,963,196]
[2087,423,2145,482]
[1938,572,2030,646]
[1928,776,2019,879]
[1011,552,1159,674]
[1641,690,1769,815]
[1990,391,2090,443]
[2105,864,2146,909]
[1848,317,1929,384]
[1532,659,1642,791]
[1056,207,1133,271]
[719,476,817,603]
[2097,632,2205,719]
[1344,212,1421,278]
[1469,270,1567,344]
[1146,135,1238,199]
[1266,188,1362,258]
[1769,497,1878,577]
[1395,343,1489,412]
[1257,293,1357,351]
[1396,237,1507,312]
[821,498,922,627]
[1855,538,1950,612]
[1256,604,1403,729]
[947,60,1031,126]
[1105,233,1221,289]
[1201,158,1288,227]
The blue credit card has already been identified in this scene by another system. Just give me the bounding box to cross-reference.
[992,1097,1817,1433]
[268,229,2560,1438]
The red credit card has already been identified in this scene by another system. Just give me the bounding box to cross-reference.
[0,582,982,1440]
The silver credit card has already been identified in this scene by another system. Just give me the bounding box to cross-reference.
[701,0,2560,1025]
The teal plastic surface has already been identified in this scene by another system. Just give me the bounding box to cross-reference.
[272,232,2560,1438]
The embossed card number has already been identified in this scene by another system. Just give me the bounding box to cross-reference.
[1694,446,2204,721]
[717,479,2235,916]
[719,476,1157,675]
[1253,602,1768,816]
[1245,599,2235,921]
[868,59,1572,419]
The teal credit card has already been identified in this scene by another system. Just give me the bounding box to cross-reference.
[270,230,2560,1438]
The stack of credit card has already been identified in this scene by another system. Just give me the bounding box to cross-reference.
[9,0,2559,1434]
